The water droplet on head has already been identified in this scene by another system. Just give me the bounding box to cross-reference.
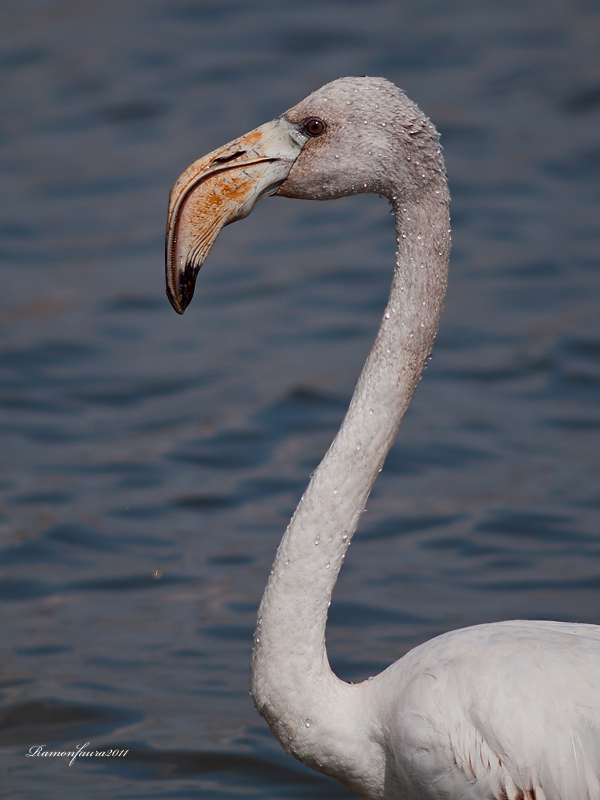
[305,719,311,728]
[341,532,348,541]
[333,488,338,495]
[385,311,390,319]
[314,535,320,546]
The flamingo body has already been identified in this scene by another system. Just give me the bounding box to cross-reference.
[370,620,600,799]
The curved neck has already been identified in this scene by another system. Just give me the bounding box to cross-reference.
[251,184,449,793]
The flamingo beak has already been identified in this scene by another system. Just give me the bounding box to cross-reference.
[165,117,303,314]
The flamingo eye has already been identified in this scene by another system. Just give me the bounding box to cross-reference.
[302,117,326,137]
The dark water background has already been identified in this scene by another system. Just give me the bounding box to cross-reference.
[1,1,599,797]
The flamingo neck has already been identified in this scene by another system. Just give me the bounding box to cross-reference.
[250,185,450,793]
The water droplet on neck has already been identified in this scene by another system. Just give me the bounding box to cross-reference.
[333,487,338,495]
[305,719,311,728]
[314,535,320,546]
[341,532,348,541]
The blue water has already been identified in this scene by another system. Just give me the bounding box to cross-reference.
[1,1,599,797]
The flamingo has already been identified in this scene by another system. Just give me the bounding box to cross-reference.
[165,77,600,800]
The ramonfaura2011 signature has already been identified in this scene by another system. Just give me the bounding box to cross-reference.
[25,743,129,766]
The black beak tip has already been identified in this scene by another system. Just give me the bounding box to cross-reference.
[166,261,199,315]
[166,288,186,315]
